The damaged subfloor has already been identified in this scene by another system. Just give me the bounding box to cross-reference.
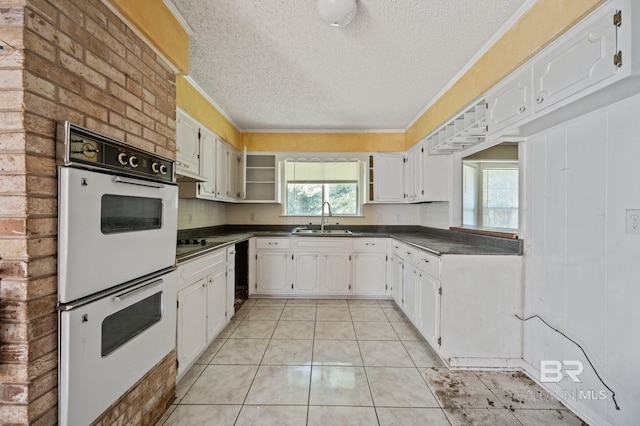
[158,299,587,425]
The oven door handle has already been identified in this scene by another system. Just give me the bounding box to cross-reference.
[113,176,165,189]
[113,278,164,303]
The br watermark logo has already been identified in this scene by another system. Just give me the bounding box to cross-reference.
[537,360,607,402]
[540,360,584,383]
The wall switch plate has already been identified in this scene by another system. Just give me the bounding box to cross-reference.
[626,209,640,234]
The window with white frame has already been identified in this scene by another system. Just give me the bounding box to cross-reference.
[463,161,519,230]
[282,160,362,216]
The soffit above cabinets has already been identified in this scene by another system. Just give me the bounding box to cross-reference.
[168,0,527,131]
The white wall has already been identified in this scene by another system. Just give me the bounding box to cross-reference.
[225,202,450,228]
[522,94,640,426]
[178,199,226,229]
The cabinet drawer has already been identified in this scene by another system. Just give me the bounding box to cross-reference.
[293,238,351,251]
[255,238,291,250]
[390,240,404,255]
[178,249,226,286]
[352,238,386,251]
[416,250,440,277]
[397,243,418,264]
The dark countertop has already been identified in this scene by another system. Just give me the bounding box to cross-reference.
[176,225,522,263]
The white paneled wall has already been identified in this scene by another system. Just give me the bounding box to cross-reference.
[523,94,640,426]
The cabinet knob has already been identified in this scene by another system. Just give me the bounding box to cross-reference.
[422,258,430,263]
[536,96,544,104]
[518,106,526,113]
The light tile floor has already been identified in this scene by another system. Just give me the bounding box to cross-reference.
[158,298,588,426]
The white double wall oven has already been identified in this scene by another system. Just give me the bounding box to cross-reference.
[56,122,179,426]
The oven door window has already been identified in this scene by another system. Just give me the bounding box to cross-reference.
[102,292,163,357]
[101,194,162,234]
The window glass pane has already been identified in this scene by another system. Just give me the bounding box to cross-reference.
[482,168,518,229]
[287,183,322,215]
[102,292,162,357]
[462,163,478,226]
[101,194,162,234]
[326,183,357,215]
[283,160,362,216]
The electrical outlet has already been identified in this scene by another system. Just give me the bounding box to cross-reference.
[626,209,640,234]
[250,213,256,222]
[188,213,193,224]
[394,213,400,222]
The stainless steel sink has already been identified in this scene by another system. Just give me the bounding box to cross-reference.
[292,229,352,235]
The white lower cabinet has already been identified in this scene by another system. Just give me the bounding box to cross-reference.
[205,267,227,341]
[417,264,441,350]
[352,238,388,296]
[389,255,403,306]
[251,237,390,296]
[401,261,419,324]
[352,252,387,295]
[256,251,292,294]
[177,247,235,379]
[176,278,207,378]
[293,252,320,294]
[322,252,351,294]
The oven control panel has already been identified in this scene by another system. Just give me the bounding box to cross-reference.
[59,121,175,184]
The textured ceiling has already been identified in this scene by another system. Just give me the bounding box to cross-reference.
[169,0,527,131]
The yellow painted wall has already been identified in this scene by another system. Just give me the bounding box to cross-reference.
[176,76,242,148]
[405,0,605,149]
[108,0,189,73]
[242,132,405,152]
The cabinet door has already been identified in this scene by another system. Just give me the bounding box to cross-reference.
[322,253,351,294]
[177,279,207,377]
[226,263,235,321]
[228,147,239,200]
[423,152,450,202]
[198,128,216,199]
[293,252,320,294]
[352,252,387,295]
[533,9,617,113]
[215,140,229,200]
[486,67,532,135]
[176,110,201,178]
[256,252,291,294]
[402,263,418,324]
[418,272,441,349]
[237,147,247,200]
[372,153,404,203]
[206,267,227,342]
[390,256,403,306]
[412,145,424,201]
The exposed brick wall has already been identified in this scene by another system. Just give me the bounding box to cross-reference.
[0,0,177,424]
[90,351,176,426]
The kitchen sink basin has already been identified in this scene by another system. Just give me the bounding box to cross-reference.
[292,229,352,235]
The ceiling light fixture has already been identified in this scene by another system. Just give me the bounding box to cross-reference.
[316,0,357,28]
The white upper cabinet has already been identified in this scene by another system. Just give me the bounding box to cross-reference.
[197,127,217,199]
[215,140,229,200]
[369,153,404,203]
[176,109,203,180]
[485,0,638,139]
[423,151,450,202]
[486,67,533,136]
[404,142,424,202]
[532,7,618,114]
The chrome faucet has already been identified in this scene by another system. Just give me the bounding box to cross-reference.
[321,201,332,232]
